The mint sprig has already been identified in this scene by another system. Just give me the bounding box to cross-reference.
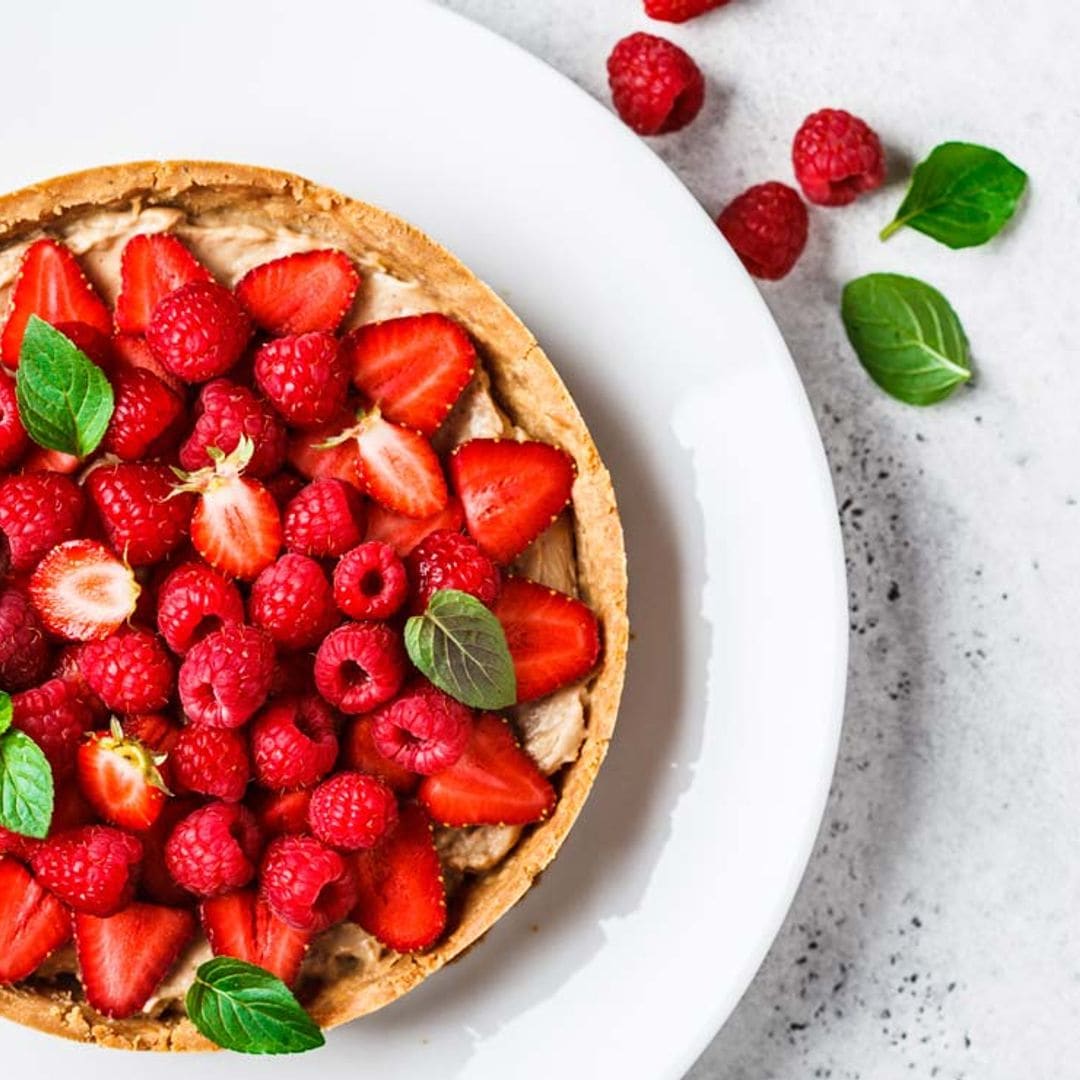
[186,957,325,1055]
[405,589,517,710]
[0,692,54,840]
[15,315,114,457]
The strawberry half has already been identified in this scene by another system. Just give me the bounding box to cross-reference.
[73,902,196,1018]
[114,233,213,334]
[364,496,465,557]
[28,539,140,642]
[1,238,111,367]
[76,720,170,831]
[492,577,601,702]
[418,713,555,826]
[342,716,419,795]
[201,890,312,987]
[345,313,475,436]
[235,249,360,336]
[0,856,71,983]
[287,417,363,488]
[349,802,446,953]
[449,438,575,563]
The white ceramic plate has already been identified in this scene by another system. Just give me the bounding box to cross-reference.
[0,1,847,1075]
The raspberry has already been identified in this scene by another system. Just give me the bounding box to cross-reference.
[254,332,349,428]
[250,787,313,838]
[31,826,143,917]
[250,695,339,791]
[147,280,252,382]
[136,795,201,907]
[607,32,704,136]
[283,478,366,558]
[644,0,727,21]
[178,624,275,729]
[85,463,195,567]
[12,676,97,776]
[0,526,9,581]
[342,715,419,795]
[156,561,245,656]
[170,724,251,802]
[78,627,175,714]
[371,681,472,775]
[179,378,286,479]
[307,771,398,852]
[249,554,339,650]
[406,529,500,613]
[264,471,305,510]
[259,834,356,932]
[0,370,29,468]
[269,650,315,699]
[331,541,407,621]
[53,321,117,371]
[717,182,809,281]
[314,622,407,715]
[122,712,180,756]
[0,587,50,689]
[51,644,109,723]
[0,473,85,573]
[165,801,262,897]
[0,825,41,863]
[792,108,885,207]
[102,367,185,461]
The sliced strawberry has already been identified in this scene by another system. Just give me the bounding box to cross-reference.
[418,713,555,826]
[0,856,71,983]
[364,496,465,557]
[493,577,601,702]
[235,249,360,336]
[1,238,111,367]
[250,788,314,839]
[349,802,446,952]
[28,539,140,642]
[74,902,196,1018]
[342,716,419,796]
[137,796,200,907]
[20,446,81,475]
[449,439,575,563]
[287,419,363,488]
[76,721,170,831]
[201,889,312,987]
[351,411,447,519]
[114,233,212,334]
[345,314,475,436]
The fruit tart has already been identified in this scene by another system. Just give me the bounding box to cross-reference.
[0,163,627,1052]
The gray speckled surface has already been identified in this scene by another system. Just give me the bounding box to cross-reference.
[439,1,1080,1076]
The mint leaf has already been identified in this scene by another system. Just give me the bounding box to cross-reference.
[0,729,54,839]
[881,142,1027,248]
[405,588,516,709]
[0,691,11,737]
[186,957,325,1055]
[841,273,972,406]
[15,315,114,457]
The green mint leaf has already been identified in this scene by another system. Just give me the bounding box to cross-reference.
[0,729,54,839]
[186,957,325,1055]
[404,588,516,709]
[15,315,114,457]
[0,691,11,737]
[881,142,1027,248]
[841,273,972,406]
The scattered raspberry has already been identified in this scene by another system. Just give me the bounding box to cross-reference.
[0,527,9,581]
[644,0,727,21]
[0,370,29,468]
[78,627,175,714]
[156,561,245,656]
[179,379,286,479]
[283,478,366,559]
[0,473,85,573]
[31,826,143,917]
[342,715,419,795]
[313,622,407,715]
[50,644,109,723]
[607,32,705,136]
[307,771,398,852]
[178,624,275,729]
[250,788,313,839]
[407,529,500,613]
[121,712,180,756]
[146,280,252,382]
[254,332,350,428]
[371,681,472,775]
[170,724,251,802]
[717,182,809,280]
[332,541,408,621]
[12,676,97,776]
[259,834,356,933]
[792,107,885,207]
[102,367,185,461]
[165,802,262,898]
[249,554,338,650]
[0,587,50,689]
[250,695,339,791]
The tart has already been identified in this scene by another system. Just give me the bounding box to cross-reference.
[0,162,627,1051]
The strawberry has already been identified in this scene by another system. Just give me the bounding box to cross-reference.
[73,902,196,1018]
[492,577,601,702]
[349,802,446,952]
[28,539,141,641]
[111,332,185,393]
[76,720,170,832]
[0,238,111,367]
[0,856,71,983]
[286,417,363,488]
[19,446,81,475]
[418,713,555,826]
[344,313,475,436]
[342,716,419,795]
[449,439,575,563]
[250,788,314,839]
[364,496,465,556]
[52,321,117,372]
[122,712,181,757]
[235,249,360,336]
[200,890,312,987]
[114,232,212,334]
[102,366,186,461]
[173,437,283,581]
[0,369,29,468]
[136,796,200,907]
